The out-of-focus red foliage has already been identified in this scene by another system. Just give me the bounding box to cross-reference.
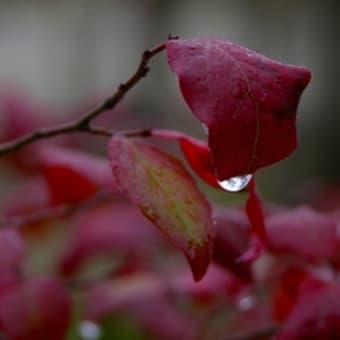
[266,206,337,260]
[0,276,71,340]
[36,144,115,205]
[0,230,25,272]
[213,207,252,282]
[277,281,340,339]
[58,202,165,276]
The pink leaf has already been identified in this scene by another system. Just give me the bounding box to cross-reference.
[108,135,215,281]
[213,207,253,281]
[85,273,198,340]
[166,38,311,180]
[0,276,71,340]
[277,282,340,339]
[84,273,166,320]
[58,202,164,276]
[171,264,245,304]
[0,230,25,272]
[266,206,337,260]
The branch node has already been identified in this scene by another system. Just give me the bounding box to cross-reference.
[143,50,152,59]
[141,128,152,137]
[167,34,179,41]
[118,83,127,92]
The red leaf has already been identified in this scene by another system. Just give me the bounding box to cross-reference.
[272,266,311,321]
[84,273,166,320]
[0,276,71,340]
[0,230,25,272]
[166,38,311,180]
[277,282,340,339]
[108,135,215,281]
[266,206,337,260]
[171,264,245,304]
[152,129,219,188]
[37,144,115,205]
[213,207,253,281]
[245,178,268,245]
[58,202,164,276]
[85,268,244,339]
[85,273,198,340]
[179,136,219,187]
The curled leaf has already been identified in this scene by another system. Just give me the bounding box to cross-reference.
[166,38,311,180]
[152,129,218,188]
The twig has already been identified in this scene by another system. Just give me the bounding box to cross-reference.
[0,36,178,157]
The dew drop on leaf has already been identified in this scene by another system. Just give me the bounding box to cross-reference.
[218,174,252,192]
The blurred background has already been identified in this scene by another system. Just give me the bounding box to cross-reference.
[0,0,339,203]
[0,1,339,339]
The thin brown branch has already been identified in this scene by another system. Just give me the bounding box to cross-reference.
[76,37,175,126]
[0,122,78,156]
[0,36,178,157]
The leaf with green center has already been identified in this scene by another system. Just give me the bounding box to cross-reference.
[108,135,215,281]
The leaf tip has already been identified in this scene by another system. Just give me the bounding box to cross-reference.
[187,241,213,282]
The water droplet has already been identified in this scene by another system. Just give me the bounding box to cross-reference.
[238,295,256,311]
[201,123,209,134]
[218,174,252,192]
[79,321,101,340]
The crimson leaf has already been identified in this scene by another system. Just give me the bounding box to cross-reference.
[246,177,268,245]
[166,38,311,180]
[152,129,219,188]
[108,135,215,281]
[36,144,114,205]
[277,282,340,339]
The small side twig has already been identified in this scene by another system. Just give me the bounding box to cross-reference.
[0,36,178,157]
